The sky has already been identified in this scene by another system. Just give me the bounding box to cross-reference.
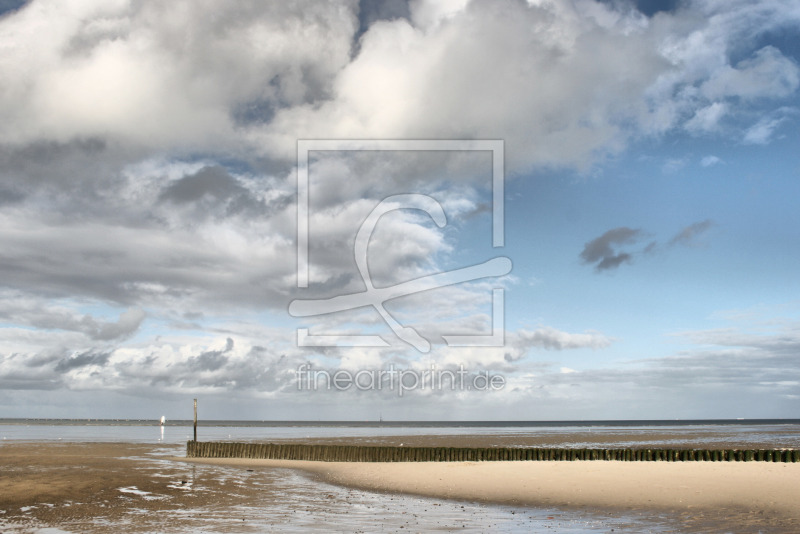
[0,0,799,421]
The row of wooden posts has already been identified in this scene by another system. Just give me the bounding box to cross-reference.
[186,441,800,463]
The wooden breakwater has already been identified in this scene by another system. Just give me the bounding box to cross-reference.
[186,441,800,463]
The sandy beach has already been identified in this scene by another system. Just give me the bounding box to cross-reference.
[183,456,800,532]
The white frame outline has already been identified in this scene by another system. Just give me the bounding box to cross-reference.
[295,139,505,349]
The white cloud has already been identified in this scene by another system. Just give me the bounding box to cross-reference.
[644,1,800,140]
[661,157,688,174]
[0,0,359,147]
[504,326,614,362]
[701,46,800,101]
[685,102,728,133]
[700,155,722,167]
[409,0,470,32]
[262,0,671,170]
[2,0,796,167]
[743,112,792,145]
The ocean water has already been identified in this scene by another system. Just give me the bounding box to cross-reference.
[1,418,799,448]
[1,419,798,533]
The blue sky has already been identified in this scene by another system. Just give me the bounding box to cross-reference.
[0,0,799,420]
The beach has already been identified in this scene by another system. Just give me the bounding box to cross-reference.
[2,435,800,533]
[183,456,800,532]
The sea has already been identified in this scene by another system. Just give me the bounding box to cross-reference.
[1,419,799,533]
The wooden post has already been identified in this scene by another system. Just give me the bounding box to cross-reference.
[193,398,197,442]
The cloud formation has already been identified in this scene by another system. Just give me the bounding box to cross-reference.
[0,295,145,341]
[504,327,614,362]
[2,0,796,167]
[0,0,797,416]
[669,219,714,247]
[0,0,359,148]
[582,219,715,271]
[580,227,642,271]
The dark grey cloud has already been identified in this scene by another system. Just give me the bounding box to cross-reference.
[0,335,298,396]
[0,0,26,18]
[231,97,277,127]
[356,0,410,44]
[0,157,296,311]
[0,186,24,205]
[596,252,632,271]
[0,138,117,201]
[582,220,715,272]
[187,337,234,372]
[0,222,291,310]
[594,0,680,21]
[55,350,111,372]
[159,166,245,204]
[580,227,642,271]
[188,351,228,373]
[0,301,145,342]
[632,0,681,17]
[669,219,714,246]
[213,346,290,392]
[135,339,296,393]
[90,309,147,341]
[159,165,292,219]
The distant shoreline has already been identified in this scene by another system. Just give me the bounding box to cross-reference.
[2,418,800,427]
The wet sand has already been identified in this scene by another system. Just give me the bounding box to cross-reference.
[0,442,237,532]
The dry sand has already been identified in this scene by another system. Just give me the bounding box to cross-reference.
[183,456,800,532]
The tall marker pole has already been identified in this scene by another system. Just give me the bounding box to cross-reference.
[193,398,197,442]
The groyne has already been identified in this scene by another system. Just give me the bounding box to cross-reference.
[186,441,800,462]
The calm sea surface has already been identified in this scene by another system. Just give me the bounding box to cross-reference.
[1,418,798,447]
